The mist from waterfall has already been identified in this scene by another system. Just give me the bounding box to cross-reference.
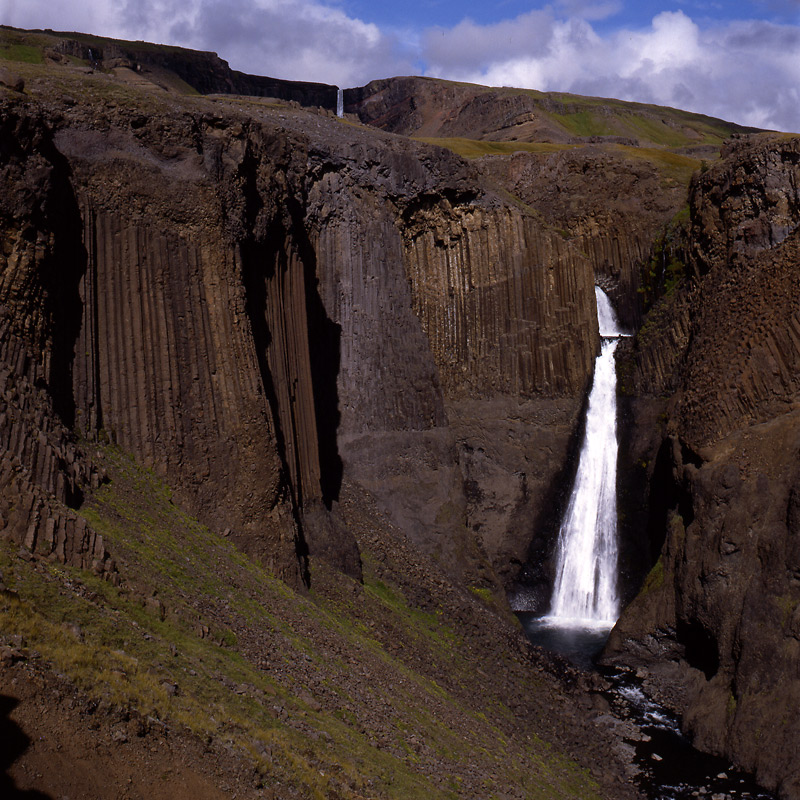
[548,286,623,626]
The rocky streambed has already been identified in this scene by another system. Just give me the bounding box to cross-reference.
[519,616,776,800]
[601,667,777,800]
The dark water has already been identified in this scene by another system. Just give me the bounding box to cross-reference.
[603,668,776,800]
[517,613,611,670]
[518,614,776,800]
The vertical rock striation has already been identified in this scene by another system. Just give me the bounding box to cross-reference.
[0,82,603,597]
[300,132,601,587]
[607,134,800,799]
[0,110,112,574]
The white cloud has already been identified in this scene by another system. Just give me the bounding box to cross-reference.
[1,0,412,87]
[2,1,798,129]
[422,9,800,131]
[554,0,623,22]
[423,10,557,78]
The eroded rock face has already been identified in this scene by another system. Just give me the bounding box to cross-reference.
[478,147,690,331]
[52,33,338,108]
[344,76,756,147]
[0,71,600,594]
[607,134,800,799]
[297,124,599,588]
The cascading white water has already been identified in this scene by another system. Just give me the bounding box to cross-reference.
[336,88,344,118]
[548,286,624,625]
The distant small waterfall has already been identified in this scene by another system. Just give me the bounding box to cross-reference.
[548,287,624,625]
[336,88,344,118]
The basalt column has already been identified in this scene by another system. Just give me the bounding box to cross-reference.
[71,200,303,584]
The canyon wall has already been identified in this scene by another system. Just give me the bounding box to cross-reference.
[0,110,113,576]
[0,81,600,596]
[299,132,599,589]
[49,32,338,108]
[607,134,800,799]
[478,146,691,331]
[5,55,800,799]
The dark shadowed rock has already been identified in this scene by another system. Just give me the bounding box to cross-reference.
[607,133,800,799]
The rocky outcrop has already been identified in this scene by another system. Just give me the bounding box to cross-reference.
[301,134,598,588]
[0,324,113,575]
[345,76,760,148]
[606,134,800,799]
[478,146,693,331]
[0,64,602,596]
[42,29,338,108]
[0,109,114,576]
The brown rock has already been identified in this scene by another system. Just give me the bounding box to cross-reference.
[0,67,24,93]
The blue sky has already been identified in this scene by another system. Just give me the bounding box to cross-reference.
[340,0,800,29]
[3,1,800,130]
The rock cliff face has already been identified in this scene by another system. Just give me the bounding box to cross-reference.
[477,146,692,330]
[606,134,800,799]
[6,53,800,799]
[7,27,338,108]
[345,75,758,149]
[0,110,113,576]
[0,65,601,597]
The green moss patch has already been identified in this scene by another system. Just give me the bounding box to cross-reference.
[0,43,44,64]
[0,443,603,799]
[414,136,576,159]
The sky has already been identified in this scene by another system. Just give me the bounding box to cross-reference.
[2,1,800,131]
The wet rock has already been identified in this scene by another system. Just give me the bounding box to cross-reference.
[609,134,800,798]
[0,67,24,92]
[0,645,25,663]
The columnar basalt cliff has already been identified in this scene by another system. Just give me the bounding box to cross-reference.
[0,64,602,598]
[476,146,696,331]
[0,110,113,575]
[606,134,800,799]
[288,128,599,588]
[5,44,800,800]
[28,26,339,108]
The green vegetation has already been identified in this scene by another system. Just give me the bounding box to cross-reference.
[639,204,692,311]
[0,444,603,799]
[550,110,614,138]
[620,114,707,148]
[615,146,701,185]
[0,43,44,64]
[414,136,576,159]
[469,586,494,605]
[639,556,665,597]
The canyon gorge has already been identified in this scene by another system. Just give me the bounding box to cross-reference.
[1,25,799,800]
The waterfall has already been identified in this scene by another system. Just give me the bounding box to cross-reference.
[336,88,344,118]
[548,287,624,625]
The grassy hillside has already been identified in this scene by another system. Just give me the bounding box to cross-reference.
[1,444,610,799]
[351,75,765,177]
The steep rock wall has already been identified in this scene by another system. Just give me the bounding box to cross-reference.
[0,103,312,585]
[479,147,691,330]
[607,134,800,799]
[0,80,602,598]
[400,201,598,587]
[49,32,338,108]
[300,131,599,588]
[55,120,308,584]
[0,110,112,574]
[401,204,597,399]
